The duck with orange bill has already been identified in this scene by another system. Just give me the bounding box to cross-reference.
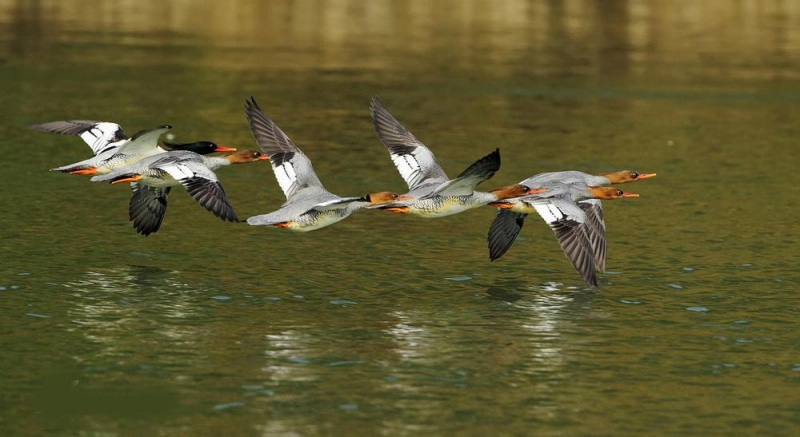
[243,97,408,231]
[369,97,546,217]
[91,149,268,235]
[488,182,643,287]
[29,120,237,176]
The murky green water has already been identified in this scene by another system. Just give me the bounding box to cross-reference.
[1,1,799,436]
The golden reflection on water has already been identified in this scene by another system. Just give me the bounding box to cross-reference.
[4,0,800,79]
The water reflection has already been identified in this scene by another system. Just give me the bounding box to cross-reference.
[3,0,800,80]
[4,0,800,435]
[63,265,206,368]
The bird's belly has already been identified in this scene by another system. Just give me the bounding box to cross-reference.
[289,209,352,231]
[408,196,480,218]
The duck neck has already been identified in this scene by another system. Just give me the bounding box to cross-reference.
[203,155,231,171]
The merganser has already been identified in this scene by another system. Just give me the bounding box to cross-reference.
[369,97,545,217]
[490,170,656,272]
[90,150,268,234]
[30,120,236,175]
[244,97,409,232]
[488,184,639,287]
[520,170,656,188]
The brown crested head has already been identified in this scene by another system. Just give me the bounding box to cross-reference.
[226,150,270,164]
[488,184,544,200]
[601,170,657,184]
[362,191,411,205]
[587,186,640,199]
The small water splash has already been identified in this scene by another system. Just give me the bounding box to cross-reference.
[668,283,684,290]
[213,401,245,411]
[210,295,231,302]
[686,306,709,313]
[445,276,472,282]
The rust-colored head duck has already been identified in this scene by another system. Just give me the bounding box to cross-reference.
[601,170,657,184]
[488,184,548,200]
[587,186,640,199]
[362,191,412,205]
[225,150,270,164]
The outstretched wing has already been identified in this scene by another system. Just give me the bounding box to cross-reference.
[30,120,128,155]
[578,199,607,272]
[129,184,171,236]
[426,148,500,197]
[370,97,448,191]
[117,125,172,157]
[245,97,327,202]
[487,209,528,261]
[532,198,597,287]
[155,158,238,223]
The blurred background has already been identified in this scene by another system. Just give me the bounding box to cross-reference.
[1,1,799,436]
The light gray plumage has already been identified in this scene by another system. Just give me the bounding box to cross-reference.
[489,172,615,274]
[30,120,172,174]
[369,97,502,217]
[91,150,238,223]
[244,97,369,231]
[488,181,602,287]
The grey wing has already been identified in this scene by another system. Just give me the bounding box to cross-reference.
[30,120,128,155]
[579,199,607,272]
[370,97,449,191]
[427,148,500,197]
[129,184,171,236]
[531,198,597,287]
[157,159,238,222]
[312,196,365,211]
[487,209,528,261]
[521,171,592,187]
[117,125,171,156]
[244,97,327,202]
[246,206,297,226]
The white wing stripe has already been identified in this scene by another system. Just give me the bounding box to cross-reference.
[391,152,421,186]
[161,164,196,181]
[534,203,564,224]
[78,123,123,154]
[274,162,298,196]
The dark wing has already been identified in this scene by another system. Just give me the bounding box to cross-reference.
[29,120,128,155]
[579,199,607,272]
[487,209,528,261]
[531,200,597,287]
[129,184,170,236]
[181,177,238,223]
[155,158,239,223]
[370,97,449,191]
[244,97,327,202]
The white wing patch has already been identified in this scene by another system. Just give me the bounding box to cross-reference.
[533,203,565,224]
[391,152,422,188]
[161,163,197,181]
[273,161,298,196]
[79,122,123,155]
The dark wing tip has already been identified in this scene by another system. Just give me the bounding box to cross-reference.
[455,148,501,180]
[487,210,527,261]
[182,177,239,222]
[129,185,170,236]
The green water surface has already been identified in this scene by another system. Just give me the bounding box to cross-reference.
[1,1,799,436]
